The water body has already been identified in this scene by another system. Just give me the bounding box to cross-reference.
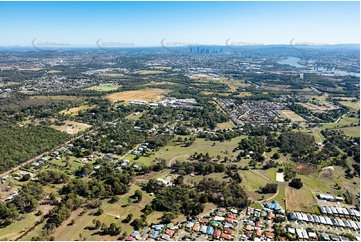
[278,57,360,77]
[277,57,305,68]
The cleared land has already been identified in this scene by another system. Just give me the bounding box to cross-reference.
[339,100,359,111]
[321,116,359,129]
[97,73,124,77]
[277,110,305,122]
[336,126,360,137]
[125,111,144,121]
[286,186,315,213]
[59,105,93,117]
[51,120,91,134]
[53,184,153,241]
[216,120,236,129]
[139,70,166,75]
[238,170,274,201]
[106,89,169,103]
[30,95,82,101]
[126,136,245,167]
[85,84,120,92]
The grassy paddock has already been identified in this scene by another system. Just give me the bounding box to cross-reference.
[51,120,91,134]
[106,89,169,103]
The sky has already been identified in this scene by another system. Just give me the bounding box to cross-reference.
[0,1,359,47]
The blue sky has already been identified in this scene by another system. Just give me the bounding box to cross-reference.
[0,1,359,46]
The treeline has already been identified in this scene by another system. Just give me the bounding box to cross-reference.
[0,124,69,172]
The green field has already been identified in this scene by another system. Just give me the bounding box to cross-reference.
[238,170,274,201]
[139,70,166,75]
[0,214,39,241]
[336,126,360,137]
[273,183,286,208]
[125,111,144,121]
[340,100,360,111]
[85,84,120,92]
[216,120,236,129]
[127,136,245,167]
[321,117,359,129]
[52,184,153,240]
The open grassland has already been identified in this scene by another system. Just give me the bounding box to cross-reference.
[277,110,305,122]
[144,81,176,86]
[59,105,93,117]
[184,172,227,187]
[53,184,153,241]
[238,170,274,201]
[307,94,329,104]
[217,79,250,92]
[106,89,169,103]
[286,186,315,213]
[47,70,62,74]
[151,66,172,70]
[30,95,83,101]
[51,120,91,134]
[0,214,40,241]
[97,73,124,77]
[237,92,253,97]
[299,128,324,143]
[298,166,360,199]
[85,84,120,92]
[139,70,166,75]
[336,126,360,137]
[202,91,229,96]
[321,116,359,129]
[216,120,236,129]
[339,100,360,111]
[272,183,286,208]
[127,136,245,167]
[0,82,21,87]
[125,111,144,121]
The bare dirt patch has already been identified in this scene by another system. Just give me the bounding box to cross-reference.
[294,163,315,175]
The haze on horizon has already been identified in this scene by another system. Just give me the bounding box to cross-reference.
[0,1,359,47]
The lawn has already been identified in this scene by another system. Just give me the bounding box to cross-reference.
[51,120,91,134]
[85,83,120,92]
[285,186,315,213]
[106,89,169,103]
